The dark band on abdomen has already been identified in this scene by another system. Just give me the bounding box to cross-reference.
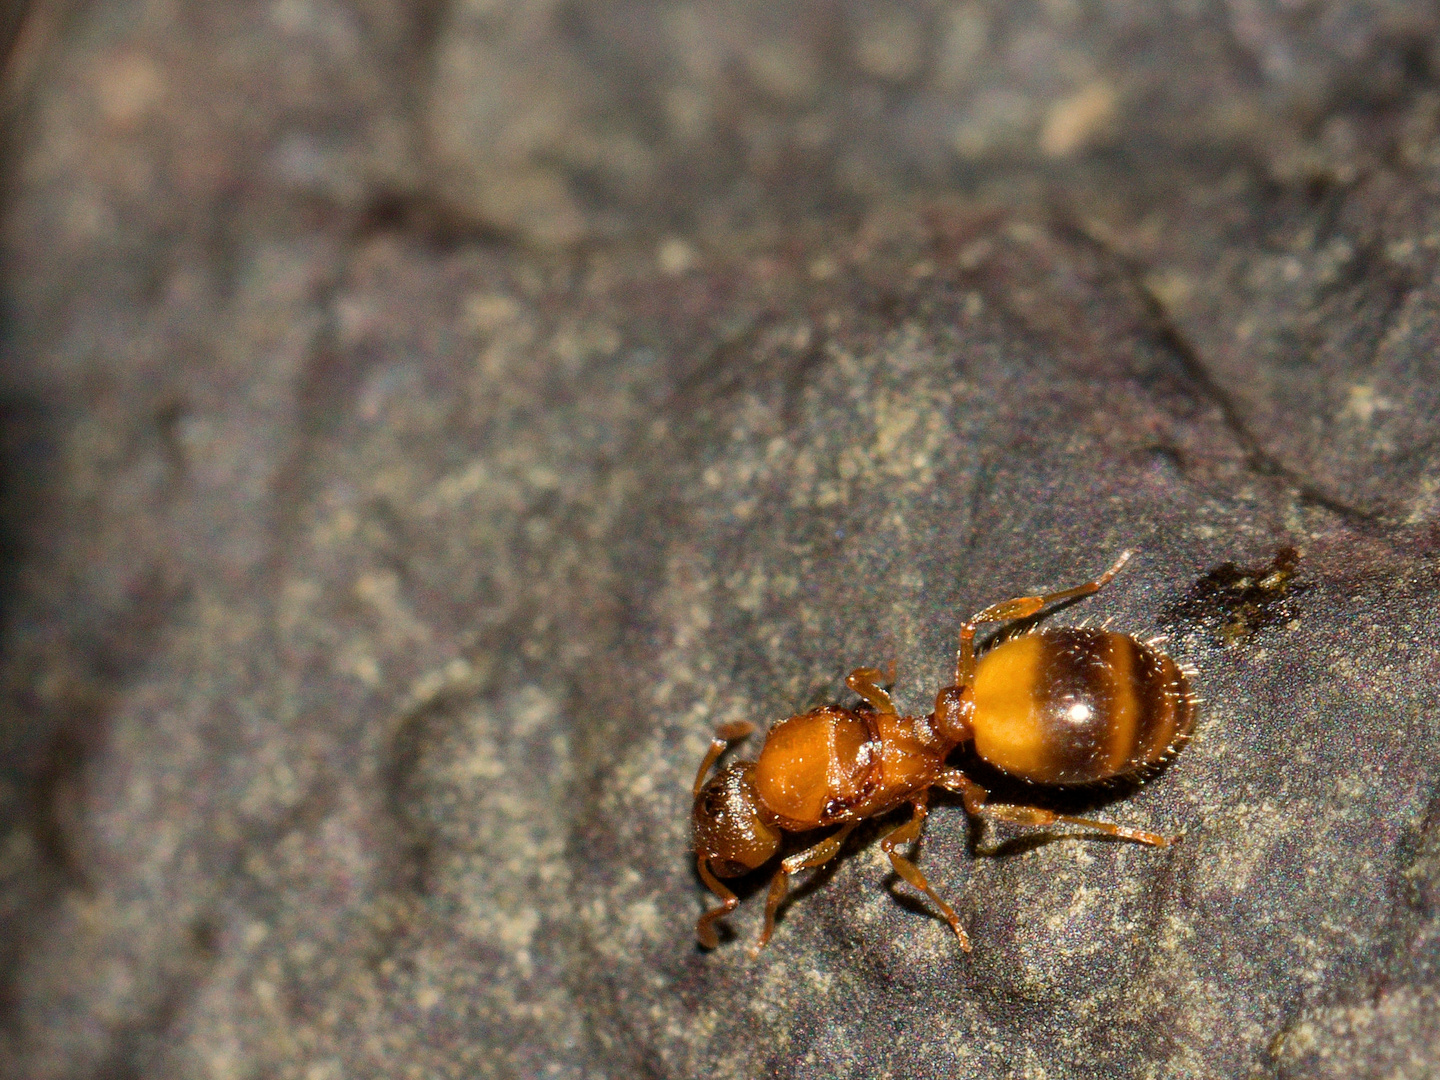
[1032,629,1194,783]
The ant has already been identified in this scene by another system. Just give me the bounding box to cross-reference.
[692,550,1195,955]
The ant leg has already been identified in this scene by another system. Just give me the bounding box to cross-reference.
[880,795,971,950]
[845,667,898,714]
[693,720,757,797]
[954,550,1133,685]
[752,822,860,957]
[936,768,1176,847]
[696,858,742,948]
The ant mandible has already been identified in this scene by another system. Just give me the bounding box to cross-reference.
[691,550,1195,955]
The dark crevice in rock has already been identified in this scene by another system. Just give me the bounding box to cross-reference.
[1062,218,1399,535]
[85,913,223,1080]
[350,188,518,253]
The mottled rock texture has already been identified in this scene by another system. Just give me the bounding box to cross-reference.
[1,2,1439,1078]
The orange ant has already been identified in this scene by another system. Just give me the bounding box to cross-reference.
[692,551,1194,955]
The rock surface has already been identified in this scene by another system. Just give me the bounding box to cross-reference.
[1,2,1439,1078]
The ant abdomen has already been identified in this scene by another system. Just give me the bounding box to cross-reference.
[970,627,1195,785]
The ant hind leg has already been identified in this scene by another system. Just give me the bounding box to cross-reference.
[954,550,1134,685]
[936,769,1176,848]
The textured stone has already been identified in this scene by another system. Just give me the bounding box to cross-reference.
[2,2,1440,1079]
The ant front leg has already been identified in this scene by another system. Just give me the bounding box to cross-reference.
[953,550,1133,686]
[753,821,860,957]
[845,666,898,714]
[693,720,756,797]
[880,794,970,950]
[936,769,1176,848]
[696,859,741,949]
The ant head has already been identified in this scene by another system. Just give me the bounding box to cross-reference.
[693,761,781,875]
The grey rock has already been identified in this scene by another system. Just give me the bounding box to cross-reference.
[0,2,1438,1079]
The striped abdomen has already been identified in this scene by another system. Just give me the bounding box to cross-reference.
[969,628,1195,785]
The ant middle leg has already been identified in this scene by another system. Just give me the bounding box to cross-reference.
[880,795,971,950]
[953,550,1134,685]
[753,821,860,957]
[936,769,1176,847]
